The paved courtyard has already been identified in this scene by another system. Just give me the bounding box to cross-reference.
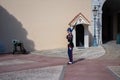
[0,41,120,80]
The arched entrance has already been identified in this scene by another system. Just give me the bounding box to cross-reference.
[102,0,120,43]
[76,24,84,47]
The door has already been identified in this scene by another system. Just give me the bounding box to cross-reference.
[76,24,84,47]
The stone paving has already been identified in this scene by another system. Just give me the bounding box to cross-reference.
[0,59,34,66]
[32,45,105,59]
[101,41,120,80]
[0,41,120,80]
[100,41,120,60]
[64,59,120,80]
[0,54,67,80]
[108,66,120,80]
[0,65,64,80]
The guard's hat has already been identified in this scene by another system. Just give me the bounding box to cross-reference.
[67,27,72,32]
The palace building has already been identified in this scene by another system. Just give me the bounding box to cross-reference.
[0,0,120,52]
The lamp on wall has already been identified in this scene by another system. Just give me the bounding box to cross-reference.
[93,6,98,46]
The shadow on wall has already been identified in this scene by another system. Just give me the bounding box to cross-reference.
[89,30,93,46]
[0,6,35,52]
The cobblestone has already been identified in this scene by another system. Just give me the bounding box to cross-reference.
[0,41,120,80]
[100,41,120,59]
[32,45,105,60]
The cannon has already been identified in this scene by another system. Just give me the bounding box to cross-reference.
[12,40,27,54]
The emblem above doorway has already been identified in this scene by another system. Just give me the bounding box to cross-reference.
[69,13,90,26]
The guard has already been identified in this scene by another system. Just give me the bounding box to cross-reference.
[66,27,74,64]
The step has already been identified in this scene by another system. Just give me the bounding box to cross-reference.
[108,66,120,80]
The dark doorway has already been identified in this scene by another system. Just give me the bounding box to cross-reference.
[102,0,120,43]
[76,24,84,47]
[102,13,113,43]
[117,13,120,33]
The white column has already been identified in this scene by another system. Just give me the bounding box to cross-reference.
[98,10,102,44]
[72,29,76,48]
[84,25,89,48]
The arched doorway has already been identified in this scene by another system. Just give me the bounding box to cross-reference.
[76,24,84,47]
[102,0,120,43]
